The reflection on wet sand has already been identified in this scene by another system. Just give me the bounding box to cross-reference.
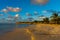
[25,29,35,40]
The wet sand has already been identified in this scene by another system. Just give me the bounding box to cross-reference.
[0,24,60,40]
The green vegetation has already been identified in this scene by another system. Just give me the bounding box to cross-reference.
[49,12,60,24]
[34,12,60,24]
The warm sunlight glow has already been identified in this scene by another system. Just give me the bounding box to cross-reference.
[31,0,49,5]
[25,29,35,40]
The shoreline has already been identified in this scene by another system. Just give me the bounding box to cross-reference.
[0,23,60,40]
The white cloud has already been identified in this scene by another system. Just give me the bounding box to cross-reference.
[42,10,48,13]
[7,6,22,12]
[0,6,22,13]
[1,9,8,13]
[15,14,19,18]
[12,8,19,12]
[7,6,13,11]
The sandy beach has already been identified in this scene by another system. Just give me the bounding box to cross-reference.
[0,24,60,40]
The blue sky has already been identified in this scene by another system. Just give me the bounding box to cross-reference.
[0,0,60,22]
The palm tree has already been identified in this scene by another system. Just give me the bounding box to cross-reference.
[56,16,60,24]
[43,17,49,24]
[46,10,60,24]
[52,13,58,18]
[50,12,59,24]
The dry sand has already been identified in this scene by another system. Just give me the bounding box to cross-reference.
[0,24,60,40]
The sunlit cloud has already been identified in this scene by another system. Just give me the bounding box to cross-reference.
[7,6,13,11]
[31,0,49,5]
[12,7,20,12]
[0,6,22,14]
[1,9,8,13]
[15,14,19,18]
[7,6,22,12]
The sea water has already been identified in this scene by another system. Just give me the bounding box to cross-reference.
[0,23,33,35]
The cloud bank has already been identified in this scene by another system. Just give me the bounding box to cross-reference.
[0,6,22,13]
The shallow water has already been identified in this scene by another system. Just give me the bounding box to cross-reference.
[0,23,33,35]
